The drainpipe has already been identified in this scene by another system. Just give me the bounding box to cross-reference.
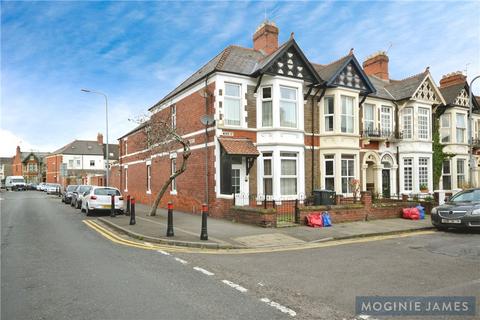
[204,76,209,205]
[391,100,400,197]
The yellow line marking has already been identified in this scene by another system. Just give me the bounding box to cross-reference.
[83,219,436,255]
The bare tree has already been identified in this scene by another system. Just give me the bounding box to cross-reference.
[132,111,191,216]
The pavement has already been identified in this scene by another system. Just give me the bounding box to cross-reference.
[97,202,434,249]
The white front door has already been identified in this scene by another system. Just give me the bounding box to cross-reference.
[233,161,249,206]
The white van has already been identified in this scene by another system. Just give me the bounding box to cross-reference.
[5,176,26,191]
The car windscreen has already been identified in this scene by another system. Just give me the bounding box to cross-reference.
[94,188,121,196]
[67,186,77,191]
[13,179,25,183]
[450,189,480,202]
[78,186,91,193]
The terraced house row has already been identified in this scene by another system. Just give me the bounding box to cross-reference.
[113,21,480,217]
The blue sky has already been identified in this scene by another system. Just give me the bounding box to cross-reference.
[1,0,479,156]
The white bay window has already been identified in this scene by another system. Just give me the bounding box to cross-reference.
[341,155,355,193]
[402,108,413,139]
[341,96,354,133]
[280,86,297,128]
[280,152,297,195]
[261,87,273,127]
[418,107,429,140]
[224,83,241,126]
[440,114,451,143]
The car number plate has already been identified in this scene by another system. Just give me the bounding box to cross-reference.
[101,205,112,209]
[441,219,461,224]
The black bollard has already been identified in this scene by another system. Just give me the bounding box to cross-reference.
[125,195,131,216]
[110,194,116,217]
[129,198,136,225]
[166,202,174,237]
[200,203,208,241]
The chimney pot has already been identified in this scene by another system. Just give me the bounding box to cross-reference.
[363,51,389,80]
[97,133,104,145]
[439,71,466,88]
[253,21,279,55]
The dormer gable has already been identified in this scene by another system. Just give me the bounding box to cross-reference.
[256,38,323,84]
[412,74,444,104]
[331,57,375,94]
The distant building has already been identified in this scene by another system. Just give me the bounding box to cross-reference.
[45,133,119,186]
[0,157,13,186]
[11,146,49,184]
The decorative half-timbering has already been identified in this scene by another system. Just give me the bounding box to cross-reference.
[260,39,323,84]
[453,88,469,107]
[332,61,368,91]
[413,78,442,103]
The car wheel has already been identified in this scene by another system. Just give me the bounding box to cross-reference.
[70,200,75,207]
[85,205,91,216]
[76,201,81,209]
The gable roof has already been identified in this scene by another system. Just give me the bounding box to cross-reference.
[385,71,427,101]
[20,152,50,163]
[312,54,375,94]
[53,140,118,158]
[439,83,465,105]
[367,75,395,100]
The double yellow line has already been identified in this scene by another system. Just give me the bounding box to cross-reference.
[83,219,435,255]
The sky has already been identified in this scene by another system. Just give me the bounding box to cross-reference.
[1,0,479,157]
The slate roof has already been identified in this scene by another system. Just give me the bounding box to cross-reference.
[386,71,428,101]
[439,83,467,105]
[20,152,50,163]
[53,140,119,159]
[104,144,119,161]
[118,121,148,139]
[367,75,395,100]
[312,55,350,83]
[218,137,259,156]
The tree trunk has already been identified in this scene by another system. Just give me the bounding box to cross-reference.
[148,138,191,216]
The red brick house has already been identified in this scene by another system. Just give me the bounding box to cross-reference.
[11,146,49,184]
[115,21,477,218]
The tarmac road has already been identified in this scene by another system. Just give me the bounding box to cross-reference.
[1,191,286,320]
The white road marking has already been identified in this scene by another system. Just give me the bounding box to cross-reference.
[174,257,188,265]
[260,298,296,317]
[358,315,370,319]
[156,250,170,256]
[222,280,248,293]
[193,267,214,276]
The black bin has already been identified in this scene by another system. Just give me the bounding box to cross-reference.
[313,190,336,206]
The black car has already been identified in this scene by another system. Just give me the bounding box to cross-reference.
[431,188,480,230]
[62,185,78,204]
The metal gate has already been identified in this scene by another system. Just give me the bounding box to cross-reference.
[276,199,300,226]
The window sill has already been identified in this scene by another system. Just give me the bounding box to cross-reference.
[146,190,151,195]
[170,190,177,195]
[217,194,234,199]
[124,189,128,193]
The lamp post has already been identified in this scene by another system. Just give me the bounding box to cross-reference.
[468,76,480,187]
[81,89,109,187]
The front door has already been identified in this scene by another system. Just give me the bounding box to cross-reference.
[382,169,391,198]
[233,161,249,206]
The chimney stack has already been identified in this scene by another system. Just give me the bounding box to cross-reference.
[363,51,389,80]
[97,133,104,145]
[253,21,279,55]
[439,71,466,88]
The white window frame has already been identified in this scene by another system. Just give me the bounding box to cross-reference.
[262,152,273,196]
[124,167,128,192]
[324,155,335,191]
[171,158,177,193]
[381,106,392,134]
[440,113,451,143]
[261,86,273,127]
[280,152,298,196]
[403,158,413,191]
[418,107,430,140]
[341,155,355,194]
[341,95,354,133]
[457,159,465,188]
[146,164,151,193]
[442,159,451,190]
[171,105,176,129]
[418,157,428,188]
[363,103,375,132]
[224,82,242,126]
[324,96,335,132]
[279,86,298,128]
[402,107,413,139]
[456,113,466,143]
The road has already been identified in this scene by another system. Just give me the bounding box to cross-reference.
[2,191,479,320]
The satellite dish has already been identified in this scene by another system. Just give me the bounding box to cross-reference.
[200,115,215,126]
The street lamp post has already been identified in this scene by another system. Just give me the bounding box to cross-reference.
[81,89,109,187]
[468,76,480,187]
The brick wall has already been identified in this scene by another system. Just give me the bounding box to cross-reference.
[246,85,256,128]
[227,207,277,227]
[45,155,62,183]
[304,149,320,195]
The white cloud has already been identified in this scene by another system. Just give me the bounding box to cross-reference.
[0,128,55,157]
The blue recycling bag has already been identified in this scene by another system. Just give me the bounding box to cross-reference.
[416,205,425,220]
[322,212,332,227]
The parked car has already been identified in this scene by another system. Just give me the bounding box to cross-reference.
[46,183,62,195]
[71,185,93,209]
[62,185,78,204]
[431,188,480,230]
[37,183,46,191]
[5,176,26,191]
[81,187,124,216]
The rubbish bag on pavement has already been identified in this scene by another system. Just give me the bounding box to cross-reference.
[416,205,425,220]
[306,212,323,228]
[402,207,420,220]
[322,212,332,227]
